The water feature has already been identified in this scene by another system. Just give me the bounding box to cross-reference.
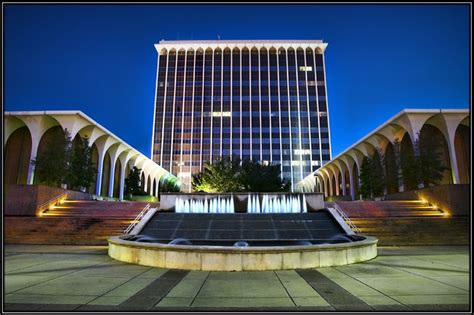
[175,194,308,214]
[175,196,235,213]
[247,194,308,213]
[109,192,378,270]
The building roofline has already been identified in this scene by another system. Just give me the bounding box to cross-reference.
[5,110,144,160]
[154,40,328,54]
[157,39,324,45]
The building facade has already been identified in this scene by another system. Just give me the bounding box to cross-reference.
[296,109,470,198]
[152,40,332,191]
[5,111,177,200]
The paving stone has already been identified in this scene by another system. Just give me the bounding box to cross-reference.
[198,279,289,298]
[103,277,156,297]
[280,280,322,298]
[4,293,97,305]
[292,296,330,307]
[135,267,168,279]
[119,269,189,311]
[208,271,276,280]
[414,254,469,270]
[408,304,470,311]
[69,262,151,278]
[184,270,210,280]
[87,295,130,305]
[155,297,194,307]
[357,276,468,296]
[336,262,412,278]
[371,304,411,311]
[5,274,58,294]
[191,297,295,308]
[13,275,129,296]
[329,275,384,297]
[358,295,403,305]
[391,294,470,305]
[296,269,373,311]
[429,275,469,290]
[166,279,206,297]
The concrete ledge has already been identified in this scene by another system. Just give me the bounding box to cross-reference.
[108,235,378,271]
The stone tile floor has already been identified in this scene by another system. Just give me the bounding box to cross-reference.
[3,245,471,312]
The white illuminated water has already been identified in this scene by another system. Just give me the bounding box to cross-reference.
[175,194,308,213]
[247,194,307,213]
[175,196,235,213]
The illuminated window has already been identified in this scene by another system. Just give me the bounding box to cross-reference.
[299,66,312,72]
[311,161,320,166]
[212,111,232,117]
[307,81,316,86]
[294,149,311,155]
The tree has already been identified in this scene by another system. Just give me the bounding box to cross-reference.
[32,128,72,187]
[125,166,142,197]
[358,156,384,199]
[416,131,447,187]
[192,156,290,193]
[401,145,418,190]
[239,159,289,192]
[192,156,242,192]
[65,136,97,191]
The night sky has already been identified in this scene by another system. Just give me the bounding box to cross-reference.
[4,4,469,159]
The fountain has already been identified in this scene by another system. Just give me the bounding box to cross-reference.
[108,192,378,271]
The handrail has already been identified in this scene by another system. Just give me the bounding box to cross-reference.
[36,192,68,216]
[124,203,151,234]
[334,202,361,234]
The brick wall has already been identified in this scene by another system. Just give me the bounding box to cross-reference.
[5,184,93,216]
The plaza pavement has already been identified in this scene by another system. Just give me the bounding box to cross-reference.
[3,244,471,312]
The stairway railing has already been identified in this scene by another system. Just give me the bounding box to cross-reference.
[334,202,361,234]
[123,203,150,234]
[36,192,68,216]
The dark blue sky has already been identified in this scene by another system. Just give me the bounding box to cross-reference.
[4,4,470,158]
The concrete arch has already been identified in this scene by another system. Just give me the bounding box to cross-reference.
[455,123,470,184]
[159,48,168,55]
[4,115,27,145]
[4,126,32,191]
[419,123,453,185]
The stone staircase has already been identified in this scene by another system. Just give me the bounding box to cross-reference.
[5,200,158,245]
[335,200,469,246]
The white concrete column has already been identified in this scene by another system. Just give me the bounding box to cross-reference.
[348,165,356,200]
[142,172,148,193]
[303,48,313,174]
[159,53,170,167]
[169,51,179,171]
[26,138,40,185]
[178,50,189,177]
[119,162,127,200]
[108,158,116,198]
[276,49,284,179]
[95,152,105,196]
[284,49,294,190]
[293,49,304,182]
[312,51,324,166]
[340,169,347,196]
[334,172,340,196]
[447,135,460,184]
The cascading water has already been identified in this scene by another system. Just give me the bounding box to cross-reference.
[246,194,308,213]
[175,196,235,214]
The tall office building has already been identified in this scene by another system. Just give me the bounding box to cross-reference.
[152,40,332,192]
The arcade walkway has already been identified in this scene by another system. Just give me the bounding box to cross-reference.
[4,245,470,312]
